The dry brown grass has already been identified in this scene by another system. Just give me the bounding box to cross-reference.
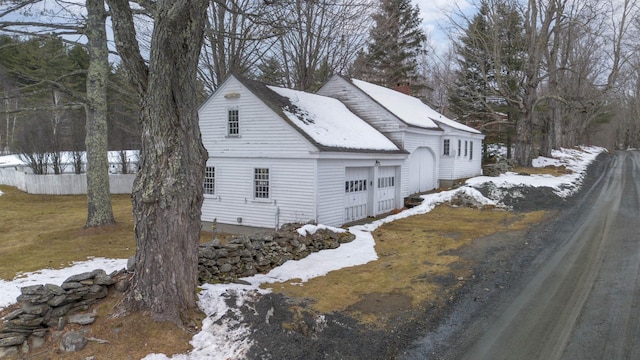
[0,185,214,280]
[5,289,202,360]
[265,206,547,325]
[512,165,572,176]
[0,185,212,360]
[0,185,136,280]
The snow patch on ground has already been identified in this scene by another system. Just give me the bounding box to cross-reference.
[467,146,606,199]
[296,224,346,236]
[0,258,127,309]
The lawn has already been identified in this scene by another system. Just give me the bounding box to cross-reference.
[0,185,136,281]
[265,205,547,325]
[0,185,205,360]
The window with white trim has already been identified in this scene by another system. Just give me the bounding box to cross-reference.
[254,168,269,199]
[227,108,239,136]
[345,179,367,193]
[470,141,474,160]
[464,141,468,157]
[458,140,461,156]
[443,139,450,156]
[204,166,215,195]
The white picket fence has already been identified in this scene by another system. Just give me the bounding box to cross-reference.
[0,166,134,195]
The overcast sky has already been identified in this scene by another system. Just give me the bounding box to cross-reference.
[414,0,475,51]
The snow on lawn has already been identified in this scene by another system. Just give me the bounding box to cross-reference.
[0,258,127,309]
[467,146,606,198]
[0,146,605,360]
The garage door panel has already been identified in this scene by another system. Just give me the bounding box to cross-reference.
[377,166,396,214]
[344,168,369,222]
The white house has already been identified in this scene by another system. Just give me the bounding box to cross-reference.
[198,75,484,229]
[317,75,485,192]
[198,75,407,229]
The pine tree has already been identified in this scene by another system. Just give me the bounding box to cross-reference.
[449,3,493,123]
[355,0,427,90]
[449,0,525,155]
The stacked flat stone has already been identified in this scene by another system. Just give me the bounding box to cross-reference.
[0,269,122,356]
[198,224,356,284]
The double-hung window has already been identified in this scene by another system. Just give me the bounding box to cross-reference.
[254,168,270,199]
[443,139,450,156]
[458,140,462,156]
[464,141,468,157]
[470,141,474,160]
[204,166,215,195]
[227,108,239,136]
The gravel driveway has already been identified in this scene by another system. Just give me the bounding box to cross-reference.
[232,151,612,360]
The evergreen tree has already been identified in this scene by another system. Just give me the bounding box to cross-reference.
[449,3,493,123]
[255,56,287,86]
[449,0,525,156]
[355,0,427,90]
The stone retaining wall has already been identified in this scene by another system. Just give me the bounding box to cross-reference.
[1,224,353,357]
[198,223,355,283]
[0,269,127,357]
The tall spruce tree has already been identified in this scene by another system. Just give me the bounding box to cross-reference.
[449,0,525,155]
[355,0,427,90]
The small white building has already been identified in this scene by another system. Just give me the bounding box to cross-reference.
[198,75,484,229]
[318,75,485,192]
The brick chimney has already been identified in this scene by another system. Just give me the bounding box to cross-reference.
[394,82,411,95]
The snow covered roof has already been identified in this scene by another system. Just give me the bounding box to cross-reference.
[350,78,482,134]
[236,77,403,153]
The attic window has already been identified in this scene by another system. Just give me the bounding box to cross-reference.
[227,108,239,136]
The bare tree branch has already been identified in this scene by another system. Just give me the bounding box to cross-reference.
[106,0,149,96]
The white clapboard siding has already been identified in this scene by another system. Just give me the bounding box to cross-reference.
[316,159,347,226]
[437,123,484,181]
[202,157,317,229]
[199,79,315,158]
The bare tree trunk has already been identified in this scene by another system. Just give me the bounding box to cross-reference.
[514,0,558,166]
[515,97,534,166]
[84,0,114,227]
[109,0,208,325]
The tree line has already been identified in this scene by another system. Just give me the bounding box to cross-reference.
[444,0,638,165]
[0,35,140,173]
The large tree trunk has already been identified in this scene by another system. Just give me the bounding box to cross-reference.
[514,111,533,166]
[110,0,209,325]
[84,0,114,227]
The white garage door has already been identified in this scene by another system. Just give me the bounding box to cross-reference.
[377,166,396,214]
[408,147,436,194]
[344,167,369,222]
